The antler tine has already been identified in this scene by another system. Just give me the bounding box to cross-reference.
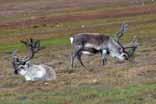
[20,40,28,47]
[31,39,41,53]
[20,39,32,48]
[124,36,139,57]
[124,36,139,49]
[21,38,40,51]
[120,23,128,32]
[115,23,128,41]
[35,40,41,52]
[131,36,139,47]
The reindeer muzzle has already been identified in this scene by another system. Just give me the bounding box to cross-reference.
[123,54,129,60]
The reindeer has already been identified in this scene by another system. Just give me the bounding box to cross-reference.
[70,23,138,67]
[12,39,56,81]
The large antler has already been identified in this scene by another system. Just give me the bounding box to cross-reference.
[115,23,128,42]
[21,38,42,62]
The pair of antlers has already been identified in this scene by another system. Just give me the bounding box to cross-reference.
[115,23,139,57]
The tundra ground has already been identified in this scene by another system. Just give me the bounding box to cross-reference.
[0,0,156,104]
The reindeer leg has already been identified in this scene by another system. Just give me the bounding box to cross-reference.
[71,51,77,68]
[102,54,107,65]
[77,51,86,67]
[102,56,107,65]
[101,49,108,65]
[71,47,84,67]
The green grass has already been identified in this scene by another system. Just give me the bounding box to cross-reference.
[0,43,23,52]
[41,37,70,46]
[0,83,155,104]
[0,37,70,52]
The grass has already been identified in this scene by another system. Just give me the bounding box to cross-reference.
[1,17,156,52]
[0,83,155,104]
[1,13,156,36]
[41,37,70,46]
[0,37,70,52]
[0,12,156,50]
[0,0,154,23]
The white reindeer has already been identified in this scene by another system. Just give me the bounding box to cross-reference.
[12,39,56,81]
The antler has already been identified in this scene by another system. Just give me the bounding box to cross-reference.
[21,38,42,62]
[115,23,128,41]
[124,36,139,57]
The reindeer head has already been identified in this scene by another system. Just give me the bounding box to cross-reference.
[111,23,138,61]
[105,23,127,61]
[108,38,128,61]
[12,39,41,75]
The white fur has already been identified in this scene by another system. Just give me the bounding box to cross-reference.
[110,51,125,61]
[108,38,126,61]
[102,49,107,54]
[70,37,74,44]
[18,64,56,81]
[82,51,92,55]
[85,43,101,50]
[19,70,27,76]
[36,65,46,77]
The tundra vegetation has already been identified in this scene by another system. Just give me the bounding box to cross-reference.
[0,0,156,104]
